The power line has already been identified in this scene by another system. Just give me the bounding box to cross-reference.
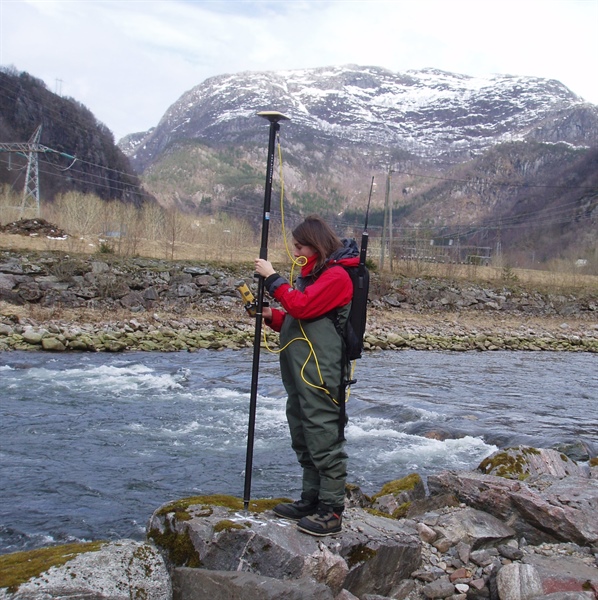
[392,167,596,191]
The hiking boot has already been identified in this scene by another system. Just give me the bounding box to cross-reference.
[296,503,343,536]
[273,496,319,520]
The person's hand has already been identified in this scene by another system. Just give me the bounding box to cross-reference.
[254,258,276,278]
[262,307,273,321]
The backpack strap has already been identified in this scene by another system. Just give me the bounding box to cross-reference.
[332,309,356,442]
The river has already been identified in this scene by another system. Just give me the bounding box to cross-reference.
[1,349,596,555]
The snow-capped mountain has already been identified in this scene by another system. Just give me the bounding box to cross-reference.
[122,65,597,171]
[118,65,597,266]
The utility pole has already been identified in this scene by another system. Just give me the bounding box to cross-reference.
[380,166,393,270]
[496,220,502,264]
[380,185,388,270]
[387,168,394,272]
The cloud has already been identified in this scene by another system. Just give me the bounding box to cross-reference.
[1,0,596,140]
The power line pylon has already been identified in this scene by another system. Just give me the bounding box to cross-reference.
[22,125,43,216]
[0,125,54,217]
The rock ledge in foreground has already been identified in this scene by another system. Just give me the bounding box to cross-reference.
[148,499,421,598]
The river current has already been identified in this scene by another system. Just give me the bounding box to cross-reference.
[1,349,596,555]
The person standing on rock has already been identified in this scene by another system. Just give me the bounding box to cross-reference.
[254,215,359,536]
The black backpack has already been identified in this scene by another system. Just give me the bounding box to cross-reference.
[331,259,369,442]
[333,261,369,361]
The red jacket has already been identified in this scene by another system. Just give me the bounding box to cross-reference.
[266,253,358,332]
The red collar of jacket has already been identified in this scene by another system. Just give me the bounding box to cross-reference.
[300,253,360,277]
[300,254,319,277]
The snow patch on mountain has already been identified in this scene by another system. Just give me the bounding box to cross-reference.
[120,65,596,171]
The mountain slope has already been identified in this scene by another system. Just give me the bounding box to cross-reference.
[0,67,149,205]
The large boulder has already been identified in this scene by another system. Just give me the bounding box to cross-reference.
[147,495,421,598]
[0,539,171,599]
[425,506,515,550]
[427,470,598,546]
[478,446,588,480]
[172,568,334,600]
[496,555,598,600]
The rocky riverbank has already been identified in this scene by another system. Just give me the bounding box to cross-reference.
[1,249,597,353]
[2,447,597,599]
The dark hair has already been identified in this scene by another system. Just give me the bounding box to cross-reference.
[292,215,343,272]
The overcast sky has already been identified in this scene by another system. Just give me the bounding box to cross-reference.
[1,0,597,141]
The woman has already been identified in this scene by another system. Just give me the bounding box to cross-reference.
[254,215,359,536]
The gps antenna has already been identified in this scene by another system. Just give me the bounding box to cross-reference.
[244,110,290,511]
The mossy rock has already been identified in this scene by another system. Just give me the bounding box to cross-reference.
[154,494,290,521]
[391,502,412,519]
[364,507,394,519]
[371,473,423,501]
[0,541,105,592]
[213,519,249,533]
[147,523,200,568]
[478,448,532,480]
[476,446,579,480]
[149,495,290,568]
[346,543,378,568]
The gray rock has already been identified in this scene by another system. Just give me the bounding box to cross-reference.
[169,272,193,285]
[172,568,333,600]
[182,267,209,276]
[0,274,16,291]
[0,261,23,274]
[195,274,217,288]
[498,544,524,560]
[469,549,495,567]
[423,575,455,599]
[522,553,598,595]
[418,522,438,543]
[455,540,471,564]
[412,567,446,582]
[0,540,171,600]
[174,284,197,298]
[35,275,61,290]
[345,484,370,508]
[144,286,160,300]
[0,323,13,335]
[495,563,543,600]
[389,579,417,599]
[406,493,460,517]
[41,337,66,351]
[120,291,146,309]
[427,470,598,546]
[21,328,45,344]
[91,261,110,273]
[479,447,587,480]
[148,503,421,598]
[432,507,515,550]
[539,595,596,600]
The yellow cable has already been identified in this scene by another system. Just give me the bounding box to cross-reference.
[277,134,305,281]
